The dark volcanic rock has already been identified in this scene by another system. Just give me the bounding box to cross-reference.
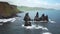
[39,14,48,21]
[45,15,48,21]
[24,13,31,21]
[34,12,49,21]
[24,21,31,26]
[24,13,31,26]
[36,12,39,17]
[34,12,40,21]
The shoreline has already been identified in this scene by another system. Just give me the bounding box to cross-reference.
[0,11,24,19]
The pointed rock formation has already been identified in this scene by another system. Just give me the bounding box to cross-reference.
[34,12,40,21]
[24,13,31,26]
[39,14,48,22]
[45,15,48,21]
[41,14,45,21]
[36,12,39,17]
[34,12,49,22]
[24,13,31,21]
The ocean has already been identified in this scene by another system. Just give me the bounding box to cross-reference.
[0,10,60,34]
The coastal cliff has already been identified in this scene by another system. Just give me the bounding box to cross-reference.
[0,2,19,18]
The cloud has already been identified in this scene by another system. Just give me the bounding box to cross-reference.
[0,0,60,9]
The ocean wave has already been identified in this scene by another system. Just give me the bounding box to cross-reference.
[49,19,56,23]
[42,32,52,34]
[22,24,48,30]
[0,17,16,23]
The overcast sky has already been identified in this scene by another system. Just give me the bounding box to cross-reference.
[0,0,60,9]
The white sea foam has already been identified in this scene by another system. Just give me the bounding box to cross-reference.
[10,18,16,22]
[0,18,16,23]
[42,32,52,34]
[49,19,56,23]
[22,24,48,30]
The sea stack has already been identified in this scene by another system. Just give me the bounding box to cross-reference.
[39,14,48,22]
[45,15,48,21]
[24,13,31,21]
[34,12,48,22]
[24,13,31,26]
[24,21,31,26]
[34,12,40,21]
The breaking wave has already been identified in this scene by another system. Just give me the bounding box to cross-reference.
[49,19,56,23]
[0,17,16,25]
[42,32,52,34]
[22,24,48,30]
[0,17,16,23]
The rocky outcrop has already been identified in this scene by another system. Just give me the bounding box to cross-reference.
[24,12,48,21]
[0,2,19,19]
[34,12,48,21]
[24,13,31,26]
[23,12,48,26]
[34,12,40,21]
[39,14,48,21]
[24,21,31,26]
[24,13,31,21]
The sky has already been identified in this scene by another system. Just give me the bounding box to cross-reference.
[0,0,60,9]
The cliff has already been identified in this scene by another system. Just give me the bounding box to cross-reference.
[0,2,19,18]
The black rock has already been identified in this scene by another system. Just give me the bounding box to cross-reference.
[39,14,48,21]
[36,12,39,17]
[24,13,31,21]
[24,21,31,26]
[34,12,40,21]
[45,15,48,21]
